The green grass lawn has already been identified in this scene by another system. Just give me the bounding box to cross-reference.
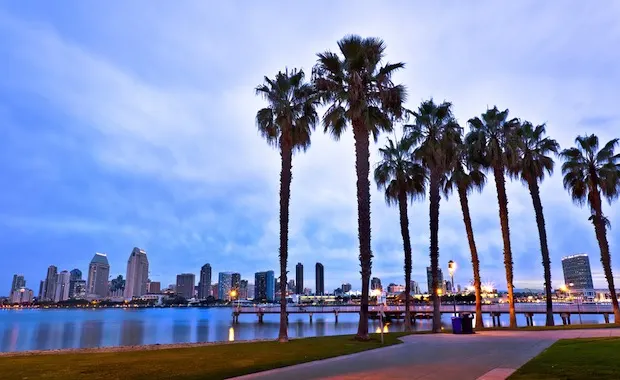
[0,333,409,380]
[509,337,620,379]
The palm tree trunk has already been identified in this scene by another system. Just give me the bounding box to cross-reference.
[493,165,517,328]
[353,121,372,340]
[457,186,483,329]
[398,190,413,331]
[277,142,293,342]
[591,191,620,323]
[429,169,442,333]
[527,179,554,326]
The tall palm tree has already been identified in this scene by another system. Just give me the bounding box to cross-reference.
[510,121,559,326]
[313,35,406,340]
[561,134,620,323]
[466,107,519,328]
[405,99,462,333]
[444,144,486,329]
[255,68,319,342]
[374,136,426,331]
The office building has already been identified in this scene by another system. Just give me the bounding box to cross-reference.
[54,270,71,302]
[124,247,149,299]
[44,265,58,301]
[218,272,233,301]
[198,264,212,299]
[176,273,196,299]
[247,283,255,300]
[341,283,352,293]
[287,279,295,293]
[387,283,405,293]
[254,270,275,302]
[239,279,249,299]
[315,263,324,296]
[87,253,110,298]
[10,288,33,304]
[231,272,241,292]
[68,269,82,298]
[295,263,304,294]
[38,280,45,298]
[426,266,444,294]
[148,281,161,294]
[371,277,382,291]
[10,274,26,295]
[212,283,219,299]
[410,280,421,294]
[562,254,594,290]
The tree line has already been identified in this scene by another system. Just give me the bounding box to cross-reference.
[255,35,620,342]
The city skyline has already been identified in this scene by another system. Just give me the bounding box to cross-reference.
[1,2,620,294]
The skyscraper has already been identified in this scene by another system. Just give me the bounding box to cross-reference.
[341,283,352,293]
[87,253,110,298]
[38,280,45,298]
[371,277,382,291]
[295,263,304,294]
[198,264,212,299]
[315,263,324,296]
[287,279,295,293]
[239,279,249,299]
[426,266,444,294]
[54,271,71,302]
[124,247,149,299]
[176,273,196,299]
[231,273,241,292]
[68,269,83,299]
[148,281,161,294]
[562,254,594,290]
[254,271,275,302]
[218,272,233,301]
[44,265,58,301]
[10,274,25,295]
[410,280,421,294]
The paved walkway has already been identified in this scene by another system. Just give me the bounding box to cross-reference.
[235,329,620,380]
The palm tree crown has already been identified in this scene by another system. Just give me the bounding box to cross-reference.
[509,122,560,183]
[255,68,319,151]
[313,35,406,140]
[465,107,519,169]
[374,137,426,204]
[444,146,486,197]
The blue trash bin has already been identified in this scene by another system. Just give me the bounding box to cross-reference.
[451,316,462,334]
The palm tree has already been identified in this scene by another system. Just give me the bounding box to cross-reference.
[444,144,486,329]
[255,68,319,342]
[374,136,426,331]
[561,134,620,323]
[510,121,559,326]
[405,99,462,333]
[313,35,406,340]
[466,107,519,328]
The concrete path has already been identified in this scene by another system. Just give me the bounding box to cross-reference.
[234,328,620,380]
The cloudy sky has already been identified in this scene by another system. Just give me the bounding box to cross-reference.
[1,1,619,294]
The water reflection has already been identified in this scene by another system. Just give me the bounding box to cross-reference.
[228,327,235,342]
[34,323,52,351]
[120,320,144,347]
[1,324,18,352]
[60,322,76,349]
[172,322,191,344]
[80,320,103,348]
[196,319,209,343]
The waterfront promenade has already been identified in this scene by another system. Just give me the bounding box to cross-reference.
[236,328,620,380]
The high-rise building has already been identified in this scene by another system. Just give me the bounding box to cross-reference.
[562,254,594,290]
[54,271,71,302]
[231,273,241,292]
[176,273,196,299]
[341,283,352,293]
[124,247,149,299]
[254,271,275,302]
[68,269,83,299]
[211,283,219,299]
[218,272,233,301]
[315,263,324,296]
[87,253,110,299]
[44,265,58,301]
[239,279,249,300]
[247,283,255,300]
[10,288,33,304]
[410,280,421,294]
[295,263,304,294]
[10,274,26,295]
[148,281,161,294]
[198,264,212,299]
[287,279,295,293]
[371,277,382,291]
[426,266,444,294]
[38,280,45,298]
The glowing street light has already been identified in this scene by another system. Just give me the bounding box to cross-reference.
[448,260,457,316]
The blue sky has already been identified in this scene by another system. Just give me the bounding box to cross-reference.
[1,1,619,294]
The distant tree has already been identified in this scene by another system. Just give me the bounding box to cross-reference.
[561,134,620,323]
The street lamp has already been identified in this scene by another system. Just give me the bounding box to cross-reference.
[230,289,239,311]
[448,260,457,316]
[568,282,582,324]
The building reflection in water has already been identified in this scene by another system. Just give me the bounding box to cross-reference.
[80,320,104,348]
[34,323,52,351]
[120,320,145,347]
[196,319,209,343]
[172,322,191,344]
[0,324,19,352]
[60,322,77,349]
[228,326,235,342]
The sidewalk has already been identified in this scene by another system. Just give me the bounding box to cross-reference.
[234,329,620,380]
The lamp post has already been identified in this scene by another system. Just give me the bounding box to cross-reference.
[569,282,582,325]
[230,289,238,311]
[448,260,457,316]
[372,289,384,344]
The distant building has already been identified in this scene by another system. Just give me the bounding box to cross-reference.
[254,271,275,302]
[10,288,33,304]
[445,281,453,293]
[124,247,149,299]
[315,263,324,296]
[87,253,110,299]
[10,274,26,296]
[38,280,45,298]
[231,273,241,293]
[387,283,405,293]
[295,263,304,294]
[410,280,421,294]
[341,283,352,293]
[176,273,196,299]
[44,265,58,302]
[426,266,444,294]
[371,277,382,291]
[148,281,161,294]
[218,272,233,301]
[287,279,295,293]
[198,264,212,299]
[211,283,219,299]
[239,279,249,300]
[457,284,462,293]
[54,271,71,302]
[562,254,594,290]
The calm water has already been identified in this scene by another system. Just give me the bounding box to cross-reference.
[0,307,611,352]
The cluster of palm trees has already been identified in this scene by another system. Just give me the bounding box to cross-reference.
[255,35,620,342]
